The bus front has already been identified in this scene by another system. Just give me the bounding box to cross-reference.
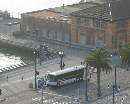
[46,74,57,86]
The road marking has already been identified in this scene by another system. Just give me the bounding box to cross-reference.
[32,97,41,101]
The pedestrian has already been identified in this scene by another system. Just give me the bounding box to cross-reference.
[21,76,23,80]
[81,62,83,65]
[63,62,65,69]
[90,73,92,78]
[6,76,8,81]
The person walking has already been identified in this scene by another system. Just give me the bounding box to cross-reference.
[21,76,23,80]
[6,76,8,81]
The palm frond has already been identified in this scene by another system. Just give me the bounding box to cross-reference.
[86,48,112,72]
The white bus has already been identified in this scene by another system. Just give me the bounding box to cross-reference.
[45,65,85,87]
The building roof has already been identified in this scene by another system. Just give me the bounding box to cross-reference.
[49,65,85,76]
[27,9,61,19]
[23,9,71,23]
[22,1,100,21]
[49,2,100,15]
[49,6,80,15]
[69,1,102,9]
[71,0,130,21]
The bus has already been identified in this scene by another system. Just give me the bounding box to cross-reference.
[45,65,85,87]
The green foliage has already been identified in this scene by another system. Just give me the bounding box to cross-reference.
[120,43,130,65]
[0,89,2,95]
[85,48,112,72]
[85,48,112,96]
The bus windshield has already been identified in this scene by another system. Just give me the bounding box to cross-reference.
[47,74,56,82]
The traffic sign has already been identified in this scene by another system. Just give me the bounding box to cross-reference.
[112,55,121,67]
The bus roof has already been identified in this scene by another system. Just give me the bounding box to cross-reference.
[48,65,85,76]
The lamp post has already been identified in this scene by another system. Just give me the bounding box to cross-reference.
[34,49,38,89]
[108,84,120,104]
[112,85,116,104]
[59,51,64,70]
[114,66,117,91]
[111,51,120,91]
[39,44,43,65]
[85,63,88,101]
[41,81,46,104]
[42,42,49,59]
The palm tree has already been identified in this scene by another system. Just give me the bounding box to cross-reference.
[85,48,112,97]
[120,43,130,70]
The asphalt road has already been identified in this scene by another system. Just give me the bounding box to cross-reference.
[0,55,84,104]
[1,53,130,104]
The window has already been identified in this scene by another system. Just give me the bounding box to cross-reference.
[116,20,127,29]
[100,21,105,28]
[77,17,81,24]
[46,30,50,38]
[47,74,56,81]
[93,19,105,28]
[53,31,57,39]
[93,19,100,27]
[85,18,89,26]
[26,25,30,31]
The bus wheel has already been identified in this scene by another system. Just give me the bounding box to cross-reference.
[74,79,76,82]
[80,78,83,80]
[57,82,60,87]
[81,77,83,80]
[76,78,79,82]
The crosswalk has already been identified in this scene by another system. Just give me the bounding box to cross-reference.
[0,63,27,73]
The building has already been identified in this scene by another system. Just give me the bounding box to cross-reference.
[20,1,100,45]
[0,10,10,20]
[71,0,130,49]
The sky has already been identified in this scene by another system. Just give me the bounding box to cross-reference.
[0,0,80,18]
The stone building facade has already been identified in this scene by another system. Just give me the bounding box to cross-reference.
[71,0,130,49]
[20,10,72,43]
[0,10,10,20]
[20,2,100,45]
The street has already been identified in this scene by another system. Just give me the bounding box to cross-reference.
[0,52,130,104]
[0,55,84,104]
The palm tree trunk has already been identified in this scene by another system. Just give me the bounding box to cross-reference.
[97,68,101,97]
[127,64,129,71]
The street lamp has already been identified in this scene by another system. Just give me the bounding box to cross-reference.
[59,51,64,70]
[39,44,43,65]
[41,80,46,104]
[111,51,119,91]
[85,63,88,101]
[43,43,49,60]
[108,84,120,104]
[114,66,117,91]
[33,49,39,89]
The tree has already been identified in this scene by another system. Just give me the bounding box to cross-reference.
[85,48,112,97]
[0,89,2,95]
[120,43,130,70]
